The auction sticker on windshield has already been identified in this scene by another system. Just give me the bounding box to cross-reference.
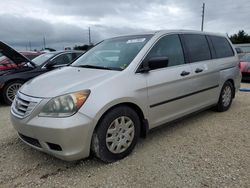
[126,38,146,43]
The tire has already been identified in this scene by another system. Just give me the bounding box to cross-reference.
[91,106,141,163]
[2,81,23,105]
[214,81,234,112]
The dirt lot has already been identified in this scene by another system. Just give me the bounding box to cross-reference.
[0,83,249,188]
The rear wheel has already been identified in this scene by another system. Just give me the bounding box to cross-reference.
[91,106,141,163]
[215,81,234,112]
[2,81,23,105]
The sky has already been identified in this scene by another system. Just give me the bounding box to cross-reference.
[0,0,249,50]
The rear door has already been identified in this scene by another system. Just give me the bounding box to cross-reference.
[144,34,195,128]
[180,34,220,109]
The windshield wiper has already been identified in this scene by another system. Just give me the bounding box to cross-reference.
[74,64,122,71]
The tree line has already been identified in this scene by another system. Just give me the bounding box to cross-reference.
[229,30,250,44]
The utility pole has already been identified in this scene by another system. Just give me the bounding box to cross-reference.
[29,41,31,51]
[201,3,205,31]
[88,27,92,45]
[43,36,46,49]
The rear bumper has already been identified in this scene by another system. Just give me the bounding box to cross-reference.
[11,112,96,161]
[242,72,250,81]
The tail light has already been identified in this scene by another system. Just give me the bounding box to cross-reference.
[239,61,247,72]
[239,61,242,71]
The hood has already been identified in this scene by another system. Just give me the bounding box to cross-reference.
[0,41,36,67]
[20,67,119,98]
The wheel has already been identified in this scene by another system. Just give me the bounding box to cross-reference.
[2,81,23,105]
[215,81,234,112]
[91,106,141,163]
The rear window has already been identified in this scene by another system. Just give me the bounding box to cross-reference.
[182,34,211,63]
[210,36,234,58]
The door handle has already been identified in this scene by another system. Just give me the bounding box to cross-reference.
[180,71,190,76]
[195,68,203,73]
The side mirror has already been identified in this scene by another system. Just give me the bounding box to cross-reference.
[137,57,169,73]
[45,60,56,69]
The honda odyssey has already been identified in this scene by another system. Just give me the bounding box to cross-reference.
[10,30,241,162]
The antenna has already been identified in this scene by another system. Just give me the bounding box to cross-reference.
[201,3,205,31]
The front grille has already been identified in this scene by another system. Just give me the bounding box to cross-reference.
[11,92,41,118]
[19,133,41,148]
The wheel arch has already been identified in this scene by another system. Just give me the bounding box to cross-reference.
[2,79,26,89]
[226,79,235,98]
[93,102,149,138]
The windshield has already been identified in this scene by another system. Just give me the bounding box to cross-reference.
[241,54,250,62]
[32,53,55,66]
[71,35,152,70]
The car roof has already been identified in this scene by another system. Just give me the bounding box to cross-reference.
[112,30,228,39]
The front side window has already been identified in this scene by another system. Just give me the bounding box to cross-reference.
[52,54,72,65]
[146,34,185,68]
[182,34,211,63]
[71,35,152,71]
[72,52,83,61]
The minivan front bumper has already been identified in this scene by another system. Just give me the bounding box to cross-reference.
[11,112,96,161]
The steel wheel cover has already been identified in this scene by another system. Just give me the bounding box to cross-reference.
[222,86,232,107]
[106,116,135,154]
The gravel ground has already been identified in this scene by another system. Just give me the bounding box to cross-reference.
[0,83,249,188]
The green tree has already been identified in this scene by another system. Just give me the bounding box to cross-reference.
[73,44,94,51]
[230,30,250,44]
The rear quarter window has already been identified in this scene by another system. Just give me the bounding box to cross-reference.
[209,36,234,58]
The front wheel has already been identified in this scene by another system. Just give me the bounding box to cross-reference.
[91,106,141,163]
[214,81,234,112]
[2,81,23,105]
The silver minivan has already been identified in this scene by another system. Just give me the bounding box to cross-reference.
[10,30,241,162]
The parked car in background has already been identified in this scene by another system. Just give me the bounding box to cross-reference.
[10,30,241,162]
[0,41,84,104]
[240,53,250,81]
[235,47,243,54]
[234,44,250,59]
[0,51,43,71]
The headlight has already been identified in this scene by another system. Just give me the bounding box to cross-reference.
[39,90,90,117]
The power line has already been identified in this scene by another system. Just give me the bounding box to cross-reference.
[201,3,205,31]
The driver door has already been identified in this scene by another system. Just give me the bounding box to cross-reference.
[145,34,195,128]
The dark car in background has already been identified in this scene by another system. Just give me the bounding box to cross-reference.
[0,51,43,71]
[0,41,84,104]
[240,53,250,81]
